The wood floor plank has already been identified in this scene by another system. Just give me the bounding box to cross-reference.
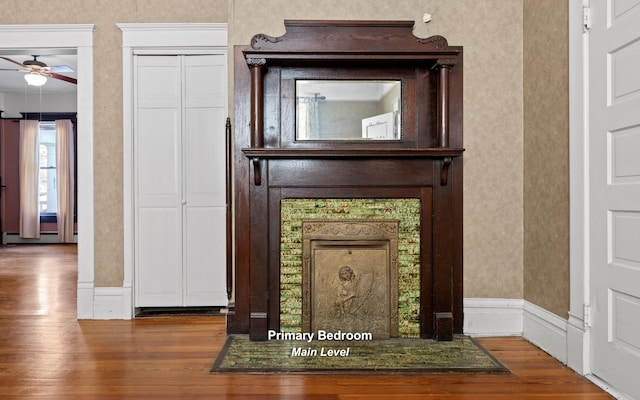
[0,244,613,399]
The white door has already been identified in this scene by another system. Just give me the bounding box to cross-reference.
[135,55,183,307]
[183,55,228,306]
[589,1,640,398]
[134,54,228,308]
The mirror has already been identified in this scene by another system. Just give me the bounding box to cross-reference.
[296,80,401,141]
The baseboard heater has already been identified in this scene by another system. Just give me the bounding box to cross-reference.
[2,232,78,245]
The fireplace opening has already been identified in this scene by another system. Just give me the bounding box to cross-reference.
[302,220,399,339]
[279,198,422,338]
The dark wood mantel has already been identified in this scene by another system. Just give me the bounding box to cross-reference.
[228,20,464,342]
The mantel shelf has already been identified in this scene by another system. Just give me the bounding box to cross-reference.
[241,147,465,159]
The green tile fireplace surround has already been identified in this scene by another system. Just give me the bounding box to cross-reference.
[280,198,422,337]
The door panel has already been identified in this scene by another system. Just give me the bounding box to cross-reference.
[184,55,227,207]
[135,56,183,307]
[610,0,640,21]
[184,107,226,206]
[590,1,640,398]
[136,109,181,206]
[184,206,227,305]
[136,208,182,306]
[183,54,228,306]
[610,126,640,184]
[610,289,640,355]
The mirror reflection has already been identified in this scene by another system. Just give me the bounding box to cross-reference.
[296,80,401,141]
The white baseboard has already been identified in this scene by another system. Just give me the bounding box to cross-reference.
[464,298,570,365]
[463,298,524,337]
[567,311,589,375]
[92,287,133,319]
[523,301,568,364]
[586,374,633,400]
[76,281,95,319]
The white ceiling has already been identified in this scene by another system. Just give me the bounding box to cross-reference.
[0,49,77,94]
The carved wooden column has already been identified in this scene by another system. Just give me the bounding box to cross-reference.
[247,57,266,186]
[246,57,269,340]
[248,57,266,148]
[435,58,456,149]
[435,58,457,186]
[433,58,457,340]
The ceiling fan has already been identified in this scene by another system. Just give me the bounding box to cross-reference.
[0,55,77,86]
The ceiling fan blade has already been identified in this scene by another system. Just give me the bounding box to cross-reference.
[0,68,22,71]
[0,56,26,68]
[49,72,77,85]
[49,65,74,73]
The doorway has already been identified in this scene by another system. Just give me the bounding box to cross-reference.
[119,23,229,318]
[133,53,228,309]
[0,24,95,318]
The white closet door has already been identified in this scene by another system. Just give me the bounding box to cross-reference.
[135,55,183,306]
[183,55,228,306]
[134,54,228,308]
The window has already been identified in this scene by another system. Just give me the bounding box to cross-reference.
[38,121,57,215]
[23,112,77,223]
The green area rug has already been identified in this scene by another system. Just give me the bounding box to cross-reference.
[211,335,508,374]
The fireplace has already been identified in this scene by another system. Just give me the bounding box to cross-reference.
[301,219,398,339]
[280,199,422,338]
[227,20,464,341]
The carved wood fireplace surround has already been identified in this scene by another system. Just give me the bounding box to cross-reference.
[227,20,463,341]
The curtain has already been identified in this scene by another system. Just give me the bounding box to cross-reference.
[56,120,75,243]
[19,120,40,238]
[297,97,320,139]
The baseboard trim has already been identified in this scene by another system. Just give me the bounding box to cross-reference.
[463,298,524,337]
[463,298,570,365]
[586,374,632,400]
[567,311,589,374]
[93,287,133,319]
[522,301,568,364]
[76,281,95,319]
[85,294,572,350]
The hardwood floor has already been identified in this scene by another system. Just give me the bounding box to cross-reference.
[0,244,612,399]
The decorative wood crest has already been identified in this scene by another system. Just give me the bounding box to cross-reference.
[246,20,456,54]
[417,34,449,49]
[250,34,282,50]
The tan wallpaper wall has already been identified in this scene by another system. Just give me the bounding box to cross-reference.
[1,0,540,302]
[523,0,570,318]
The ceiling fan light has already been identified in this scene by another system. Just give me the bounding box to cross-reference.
[24,72,47,87]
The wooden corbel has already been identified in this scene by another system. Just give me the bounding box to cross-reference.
[440,156,452,186]
[252,158,261,186]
